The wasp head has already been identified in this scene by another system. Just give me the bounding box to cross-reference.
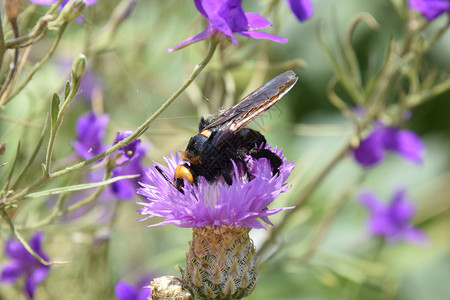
[174,163,194,191]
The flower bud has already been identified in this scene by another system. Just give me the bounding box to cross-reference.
[60,0,86,22]
[71,53,87,82]
[183,226,259,299]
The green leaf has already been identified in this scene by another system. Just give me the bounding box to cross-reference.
[51,93,61,129]
[25,174,140,198]
[64,80,70,100]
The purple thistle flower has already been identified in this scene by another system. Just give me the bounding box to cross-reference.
[1,232,50,299]
[409,0,450,21]
[286,0,314,22]
[359,189,427,244]
[115,278,151,300]
[168,0,287,52]
[352,123,425,167]
[137,145,294,229]
[72,112,109,160]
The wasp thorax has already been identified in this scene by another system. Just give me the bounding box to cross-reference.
[174,164,194,184]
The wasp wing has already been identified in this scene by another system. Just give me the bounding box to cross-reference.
[202,70,298,146]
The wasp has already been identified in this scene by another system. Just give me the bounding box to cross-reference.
[157,70,298,192]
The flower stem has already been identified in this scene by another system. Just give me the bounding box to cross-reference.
[0,209,69,265]
[0,14,6,72]
[0,21,69,106]
[257,139,351,257]
[43,73,82,175]
[296,173,366,262]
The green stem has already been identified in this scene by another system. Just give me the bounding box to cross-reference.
[297,173,366,262]
[257,139,351,257]
[44,78,82,175]
[0,14,5,71]
[408,77,450,107]
[2,38,219,206]
[0,21,69,106]
[0,209,69,265]
[3,14,51,49]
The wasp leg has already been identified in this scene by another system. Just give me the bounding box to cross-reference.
[221,168,233,185]
[248,148,283,176]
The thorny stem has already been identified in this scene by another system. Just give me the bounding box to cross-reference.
[2,38,220,207]
[0,210,69,265]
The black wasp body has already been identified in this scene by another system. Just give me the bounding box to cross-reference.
[157,70,298,192]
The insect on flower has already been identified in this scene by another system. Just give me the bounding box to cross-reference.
[157,70,298,192]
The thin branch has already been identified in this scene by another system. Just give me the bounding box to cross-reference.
[0,210,69,266]
[2,38,220,207]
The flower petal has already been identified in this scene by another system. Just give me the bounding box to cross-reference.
[383,128,425,164]
[24,274,38,298]
[409,0,450,20]
[245,12,272,30]
[217,0,248,32]
[29,0,54,4]
[286,0,314,22]
[115,281,138,300]
[353,129,387,167]
[167,30,211,52]
[1,261,22,283]
[5,239,28,260]
[359,191,386,214]
[404,227,428,245]
[239,30,288,43]
[389,189,415,223]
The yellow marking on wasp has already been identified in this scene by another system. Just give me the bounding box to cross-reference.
[200,130,211,138]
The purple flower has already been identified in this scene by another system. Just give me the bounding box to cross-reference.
[409,0,450,20]
[137,145,294,229]
[115,278,151,300]
[286,0,314,22]
[359,189,427,244]
[168,0,287,52]
[110,131,150,200]
[1,232,50,299]
[72,112,109,160]
[352,124,425,167]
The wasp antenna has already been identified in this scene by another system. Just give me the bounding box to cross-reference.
[155,165,181,192]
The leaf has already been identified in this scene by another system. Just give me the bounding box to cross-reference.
[25,174,140,198]
[51,93,60,130]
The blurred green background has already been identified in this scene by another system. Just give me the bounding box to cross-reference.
[1,0,449,299]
